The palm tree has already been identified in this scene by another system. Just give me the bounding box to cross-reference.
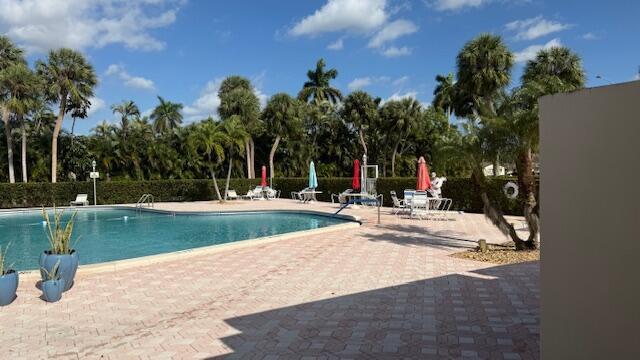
[111,100,140,137]
[218,76,261,178]
[0,64,40,182]
[522,47,586,89]
[151,96,182,134]
[36,48,97,183]
[298,58,342,105]
[433,73,456,122]
[342,91,380,156]
[0,36,26,183]
[455,34,514,117]
[190,119,229,201]
[380,98,421,177]
[262,93,304,183]
[491,46,585,249]
[221,115,248,200]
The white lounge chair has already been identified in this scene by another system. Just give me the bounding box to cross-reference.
[225,189,239,200]
[331,189,353,204]
[243,187,264,200]
[390,191,408,215]
[291,187,310,201]
[265,188,280,199]
[70,194,89,206]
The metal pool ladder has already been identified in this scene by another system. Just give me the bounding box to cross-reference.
[136,194,154,209]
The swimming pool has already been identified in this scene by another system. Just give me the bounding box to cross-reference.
[0,208,352,271]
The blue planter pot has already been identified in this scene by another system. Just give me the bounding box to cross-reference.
[41,279,65,303]
[39,250,78,292]
[0,270,18,306]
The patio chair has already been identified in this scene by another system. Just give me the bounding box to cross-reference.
[242,188,262,200]
[265,188,280,199]
[331,189,353,204]
[70,194,89,206]
[410,191,429,219]
[291,187,310,201]
[225,189,239,200]
[390,191,408,215]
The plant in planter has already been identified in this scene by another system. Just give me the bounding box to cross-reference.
[40,207,79,292]
[41,260,64,303]
[0,243,18,306]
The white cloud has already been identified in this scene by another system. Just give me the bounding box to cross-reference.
[183,79,222,122]
[87,96,105,116]
[105,64,156,91]
[514,38,562,63]
[382,46,412,57]
[505,16,570,41]
[368,19,418,48]
[289,0,387,36]
[432,0,488,11]
[392,76,409,87]
[348,77,373,90]
[0,0,181,53]
[183,76,268,123]
[327,38,344,50]
[582,32,599,40]
[380,91,420,106]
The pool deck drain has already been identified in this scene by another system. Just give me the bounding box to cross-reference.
[0,199,539,359]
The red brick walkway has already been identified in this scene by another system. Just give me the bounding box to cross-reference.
[0,201,539,359]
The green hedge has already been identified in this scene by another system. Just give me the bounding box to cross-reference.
[0,177,530,215]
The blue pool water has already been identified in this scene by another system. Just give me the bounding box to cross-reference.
[0,208,349,271]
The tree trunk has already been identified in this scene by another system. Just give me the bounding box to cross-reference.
[391,139,400,177]
[20,116,27,183]
[224,148,234,201]
[269,135,281,187]
[210,166,222,202]
[493,154,500,176]
[51,95,67,183]
[471,166,535,250]
[249,137,256,179]
[516,147,540,248]
[358,128,367,155]
[244,139,251,178]
[2,106,15,183]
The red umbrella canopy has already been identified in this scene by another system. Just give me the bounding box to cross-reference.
[261,166,267,187]
[352,159,361,190]
[416,157,431,191]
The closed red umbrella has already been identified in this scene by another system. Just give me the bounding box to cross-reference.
[416,156,431,191]
[261,165,267,187]
[352,159,360,191]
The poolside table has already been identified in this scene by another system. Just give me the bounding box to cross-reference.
[301,191,322,203]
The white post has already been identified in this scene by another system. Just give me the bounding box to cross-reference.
[92,160,97,206]
[362,154,367,194]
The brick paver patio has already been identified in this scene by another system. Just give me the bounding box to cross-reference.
[0,200,539,359]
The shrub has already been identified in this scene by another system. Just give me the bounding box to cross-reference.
[0,177,534,215]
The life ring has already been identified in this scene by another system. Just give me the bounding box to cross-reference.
[503,181,519,199]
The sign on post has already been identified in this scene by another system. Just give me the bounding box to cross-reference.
[90,172,100,179]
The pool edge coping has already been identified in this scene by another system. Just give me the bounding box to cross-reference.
[13,207,361,279]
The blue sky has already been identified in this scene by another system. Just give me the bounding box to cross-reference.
[1,0,638,134]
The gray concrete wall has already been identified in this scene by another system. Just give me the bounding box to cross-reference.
[540,80,640,359]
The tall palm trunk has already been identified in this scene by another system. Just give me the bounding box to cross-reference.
[249,138,256,178]
[1,106,15,183]
[358,128,367,156]
[493,155,500,176]
[224,148,234,201]
[269,135,281,187]
[471,166,536,250]
[244,139,251,178]
[209,165,222,202]
[20,116,27,182]
[391,138,401,177]
[51,95,67,183]
[516,146,540,248]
